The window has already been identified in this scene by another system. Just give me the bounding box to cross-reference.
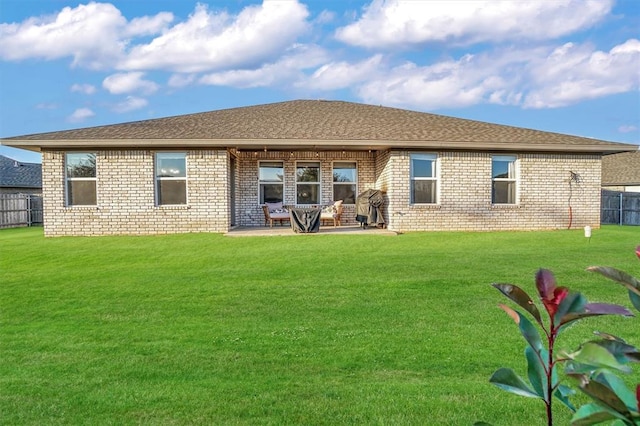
[155,152,187,205]
[259,161,284,204]
[296,162,320,205]
[65,153,97,206]
[332,162,357,204]
[410,153,438,204]
[492,155,517,204]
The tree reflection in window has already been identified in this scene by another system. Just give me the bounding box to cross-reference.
[65,153,97,206]
[296,162,320,205]
[259,161,284,204]
[333,162,356,204]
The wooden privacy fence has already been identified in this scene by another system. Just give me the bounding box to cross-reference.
[601,190,640,226]
[0,194,43,228]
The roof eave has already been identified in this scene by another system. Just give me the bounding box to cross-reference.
[1,138,637,154]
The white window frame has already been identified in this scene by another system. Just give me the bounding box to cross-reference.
[295,161,321,205]
[155,152,188,206]
[410,153,438,204]
[491,155,518,205]
[65,152,97,207]
[332,161,357,204]
[258,161,284,204]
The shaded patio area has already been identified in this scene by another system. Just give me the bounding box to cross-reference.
[225,225,397,237]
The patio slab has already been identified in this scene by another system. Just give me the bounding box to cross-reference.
[225,225,397,237]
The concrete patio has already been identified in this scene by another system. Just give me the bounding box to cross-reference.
[225,225,397,237]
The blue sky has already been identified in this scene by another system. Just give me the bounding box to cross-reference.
[1,0,638,164]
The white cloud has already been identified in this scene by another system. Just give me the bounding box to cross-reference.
[354,49,525,110]
[199,66,282,88]
[314,10,335,25]
[103,72,159,95]
[199,44,328,88]
[619,125,638,133]
[357,64,474,109]
[1,3,117,68]
[124,12,173,37]
[351,38,640,111]
[336,0,614,48]
[523,39,640,108]
[168,73,197,88]
[120,2,310,73]
[0,3,171,69]
[305,55,384,91]
[67,107,95,122]
[35,102,58,110]
[0,2,309,74]
[113,96,148,113]
[71,83,96,95]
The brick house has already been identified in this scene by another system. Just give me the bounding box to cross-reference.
[1,100,636,236]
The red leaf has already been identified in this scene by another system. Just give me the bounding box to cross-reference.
[636,246,640,260]
[536,269,557,301]
[542,286,569,318]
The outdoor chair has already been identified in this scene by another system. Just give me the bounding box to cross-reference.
[262,202,290,227]
[320,200,343,227]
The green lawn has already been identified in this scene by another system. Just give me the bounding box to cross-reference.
[1,226,638,425]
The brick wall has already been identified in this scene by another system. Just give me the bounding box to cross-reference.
[42,149,229,236]
[41,148,602,235]
[377,150,601,232]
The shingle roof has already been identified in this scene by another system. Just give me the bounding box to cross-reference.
[0,155,42,189]
[602,150,640,186]
[2,99,636,154]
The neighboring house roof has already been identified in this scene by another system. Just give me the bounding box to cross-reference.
[0,155,42,189]
[602,150,640,186]
[1,100,636,154]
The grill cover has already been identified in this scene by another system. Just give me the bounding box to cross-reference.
[355,189,386,228]
[290,208,321,233]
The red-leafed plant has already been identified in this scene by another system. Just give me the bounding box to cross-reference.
[481,246,640,425]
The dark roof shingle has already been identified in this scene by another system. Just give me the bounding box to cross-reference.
[602,151,640,186]
[0,155,42,189]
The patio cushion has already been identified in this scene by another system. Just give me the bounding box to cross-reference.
[269,212,290,219]
[320,200,343,226]
[265,201,286,213]
[322,204,336,214]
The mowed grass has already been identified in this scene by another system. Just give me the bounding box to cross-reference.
[1,226,638,425]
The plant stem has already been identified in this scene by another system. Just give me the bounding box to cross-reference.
[547,328,556,426]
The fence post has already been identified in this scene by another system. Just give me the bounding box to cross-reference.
[27,194,32,226]
[619,192,623,226]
